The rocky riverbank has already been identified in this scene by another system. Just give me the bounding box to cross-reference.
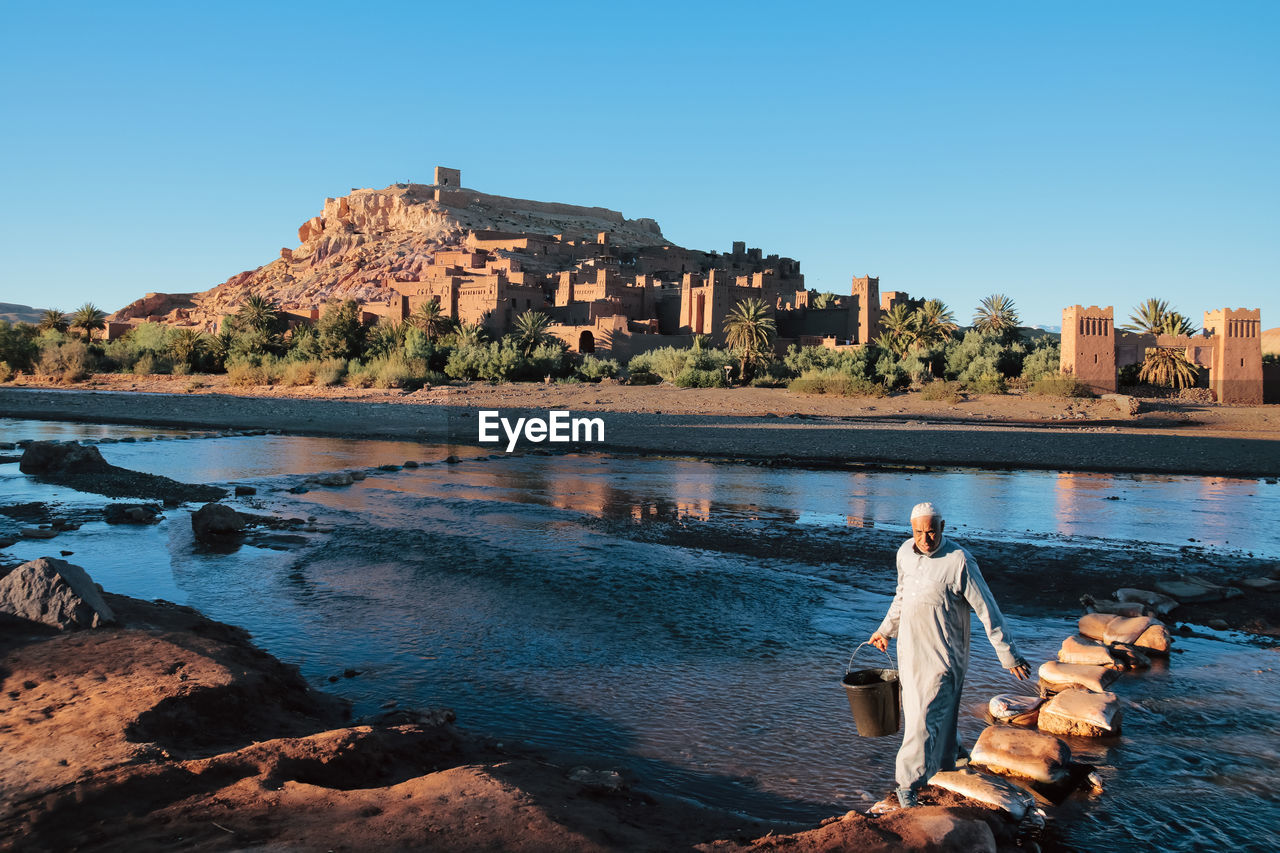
[0,562,1028,852]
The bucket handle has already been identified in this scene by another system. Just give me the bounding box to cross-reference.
[846,641,896,674]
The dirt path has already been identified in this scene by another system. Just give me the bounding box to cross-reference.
[3,384,1279,476]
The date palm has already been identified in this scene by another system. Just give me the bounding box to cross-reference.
[1124,298,1179,335]
[512,310,555,356]
[235,294,278,333]
[913,299,957,350]
[408,299,450,341]
[1158,311,1197,337]
[972,294,1020,336]
[39,308,69,333]
[811,291,838,310]
[723,297,777,382]
[1139,347,1199,388]
[877,304,918,356]
[166,328,205,367]
[454,321,487,348]
[70,303,107,338]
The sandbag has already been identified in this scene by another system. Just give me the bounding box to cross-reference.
[1038,661,1118,694]
[970,726,1071,785]
[1077,612,1117,642]
[1109,643,1152,670]
[988,694,1046,727]
[1102,615,1155,645]
[1135,623,1172,653]
[1058,635,1116,666]
[1038,689,1123,737]
[928,770,1035,821]
[1084,599,1147,618]
[1115,588,1180,617]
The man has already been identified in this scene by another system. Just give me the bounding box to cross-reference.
[870,502,1030,809]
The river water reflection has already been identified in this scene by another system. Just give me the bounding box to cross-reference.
[2,418,1278,852]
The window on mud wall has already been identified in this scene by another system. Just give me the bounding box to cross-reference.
[1094,354,1098,363]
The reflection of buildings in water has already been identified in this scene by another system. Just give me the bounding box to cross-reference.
[677,500,711,522]
[1053,470,1115,536]
[844,515,874,528]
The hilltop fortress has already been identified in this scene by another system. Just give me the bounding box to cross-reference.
[108,167,905,359]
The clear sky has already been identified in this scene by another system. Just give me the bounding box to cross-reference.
[2,1,1276,329]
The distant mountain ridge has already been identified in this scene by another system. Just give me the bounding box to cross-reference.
[0,302,45,324]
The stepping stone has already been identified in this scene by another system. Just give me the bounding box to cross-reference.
[21,528,58,539]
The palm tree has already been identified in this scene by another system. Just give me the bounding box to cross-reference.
[70,303,107,338]
[1124,298,1178,335]
[454,321,487,348]
[912,299,957,350]
[878,304,918,356]
[166,328,205,368]
[512,310,555,356]
[38,308,69,333]
[722,297,776,382]
[235,294,278,333]
[408,299,450,341]
[972,294,1021,336]
[811,292,838,310]
[1159,311,1197,337]
[1139,347,1199,388]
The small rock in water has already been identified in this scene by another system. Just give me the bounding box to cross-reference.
[445,455,460,464]
[191,503,246,543]
[343,669,361,678]
[380,699,398,709]
[403,460,419,469]
[1207,619,1229,631]
[21,528,58,539]
[316,472,354,487]
[234,485,257,496]
[377,464,401,472]
[568,767,626,793]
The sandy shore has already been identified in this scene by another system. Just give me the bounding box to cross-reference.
[3,378,1279,476]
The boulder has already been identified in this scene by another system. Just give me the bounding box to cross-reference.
[1135,623,1173,653]
[1238,576,1280,593]
[20,527,58,539]
[316,472,354,487]
[1077,612,1116,642]
[970,726,1071,784]
[1038,689,1122,737]
[1103,615,1155,645]
[0,557,116,629]
[234,485,257,496]
[19,441,109,475]
[1082,597,1147,618]
[191,503,246,542]
[879,810,997,853]
[1101,392,1141,416]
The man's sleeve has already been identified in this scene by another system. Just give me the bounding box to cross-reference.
[875,553,905,639]
[959,551,1025,669]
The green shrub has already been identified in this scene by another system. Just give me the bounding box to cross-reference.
[1029,374,1094,397]
[963,373,1006,394]
[920,380,964,403]
[788,369,887,397]
[282,360,318,386]
[171,362,191,377]
[1020,338,1061,382]
[0,321,39,371]
[37,340,94,382]
[576,354,620,381]
[782,344,875,379]
[0,361,12,382]
[226,356,284,386]
[945,330,1026,382]
[344,359,377,388]
[674,366,729,388]
[315,358,347,386]
[133,354,161,376]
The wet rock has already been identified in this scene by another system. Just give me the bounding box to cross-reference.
[347,470,367,481]
[316,472,354,487]
[190,503,246,542]
[1155,575,1242,604]
[19,441,109,476]
[377,464,401,472]
[0,557,116,629]
[445,455,460,464]
[343,669,361,678]
[1238,576,1280,593]
[970,726,1071,784]
[50,519,79,531]
[402,460,419,469]
[881,810,997,853]
[1207,618,1230,631]
[234,485,257,497]
[1114,587,1180,617]
[20,528,58,539]
[569,767,627,793]
[104,503,162,524]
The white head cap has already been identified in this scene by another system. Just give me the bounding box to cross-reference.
[910,502,940,522]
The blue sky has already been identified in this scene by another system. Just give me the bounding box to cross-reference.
[1,1,1276,329]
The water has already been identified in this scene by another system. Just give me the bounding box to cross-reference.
[2,418,1278,852]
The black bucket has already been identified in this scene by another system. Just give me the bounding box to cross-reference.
[841,644,902,737]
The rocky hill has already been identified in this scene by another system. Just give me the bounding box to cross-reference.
[111,177,671,329]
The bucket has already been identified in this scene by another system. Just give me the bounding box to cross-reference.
[841,642,902,737]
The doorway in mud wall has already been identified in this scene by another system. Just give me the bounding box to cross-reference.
[578,330,595,353]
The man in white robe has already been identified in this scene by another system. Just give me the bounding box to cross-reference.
[870,502,1030,808]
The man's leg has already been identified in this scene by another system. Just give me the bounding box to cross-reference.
[936,667,966,772]
[895,667,946,798]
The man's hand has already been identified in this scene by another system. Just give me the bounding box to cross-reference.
[870,633,889,653]
[1008,662,1031,681]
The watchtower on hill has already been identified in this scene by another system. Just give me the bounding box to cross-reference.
[1061,305,1116,393]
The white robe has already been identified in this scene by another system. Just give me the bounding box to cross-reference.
[875,536,1024,790]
